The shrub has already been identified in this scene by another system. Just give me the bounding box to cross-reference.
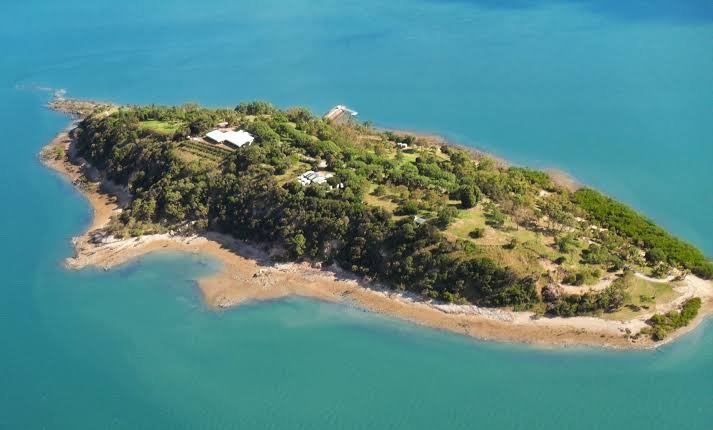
[504,238,518,250]
[469,228,485,239]
[555,234,577,253]
[434,206,459,229]
[485,207,506,229]
[642,298,701,340]
[651,263,671,279]
[395,201,419,216]
[563,272,585,286]
[692,262,713,279]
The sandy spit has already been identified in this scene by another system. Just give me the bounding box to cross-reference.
[40,127,713,350]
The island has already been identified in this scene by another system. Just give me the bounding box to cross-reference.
[41,97,713,349]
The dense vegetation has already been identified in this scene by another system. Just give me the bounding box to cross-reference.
[572,189,713,278]
[71,102,711,319]
[545,281,628,317]
[641,298,702,341]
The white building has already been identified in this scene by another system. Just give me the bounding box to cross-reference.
[205,129,255,148]
[205,130,227,143]
[297,170,334,186]
[223,130,255,148]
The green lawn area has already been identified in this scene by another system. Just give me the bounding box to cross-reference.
[400,151,419,163]
[446,207,489,240]
[361,184,400,212]
[548,239,599,275]
[627,277,678,309]
[363,193,399,212]
[443,204,614,279]
[444,206,550,276]
[139,120,184,135]
[602,275,680,320]
[446,206,549,250]
[175,149,218,166]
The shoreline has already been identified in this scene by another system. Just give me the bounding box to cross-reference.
[41,120,713,350]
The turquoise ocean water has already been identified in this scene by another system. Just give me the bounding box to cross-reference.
[1,1,711,428]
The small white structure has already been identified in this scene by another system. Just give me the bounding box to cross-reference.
[297,170,334,186]
[414,215,427,225]
[216,121,229,128]
[205,129,255,148]
[396,142,409,149]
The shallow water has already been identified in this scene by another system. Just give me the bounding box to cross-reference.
[1,0,712,428]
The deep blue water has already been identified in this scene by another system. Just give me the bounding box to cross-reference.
[0,1,711,428]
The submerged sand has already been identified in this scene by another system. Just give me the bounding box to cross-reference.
[41,128,713,350]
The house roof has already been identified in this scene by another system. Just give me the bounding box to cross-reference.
[205,129,255,147]
[205,130,227,143]
[297,170,334,186]
[223,130,254,147]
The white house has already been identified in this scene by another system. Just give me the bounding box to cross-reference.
[297,170,334,186]
[205,130,227,144]
[205,129,255,148]
[222,130,254,148]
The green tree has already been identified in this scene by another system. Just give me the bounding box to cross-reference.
[484,204,506,229]
[288,233,307,259]
[458,185,479,209]
[434,206,459,229]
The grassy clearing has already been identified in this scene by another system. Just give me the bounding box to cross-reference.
[446,207,490,239]
[476,245,544,276]
[601,275,680,320]
[364,193,399,212]
[139,120,184,135]
[444,206,550,275]
[175,141,230,163]
[443,203,616,280]
[175,150,218,166]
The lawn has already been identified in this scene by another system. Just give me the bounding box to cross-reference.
[446,207,490,240]
[363,193,399,212]
[175,149,218,166]
[601,275,680,320]
[444,206,551,275]
[139,120,184,135]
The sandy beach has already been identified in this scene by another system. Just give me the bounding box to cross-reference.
[41,127,713,350]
